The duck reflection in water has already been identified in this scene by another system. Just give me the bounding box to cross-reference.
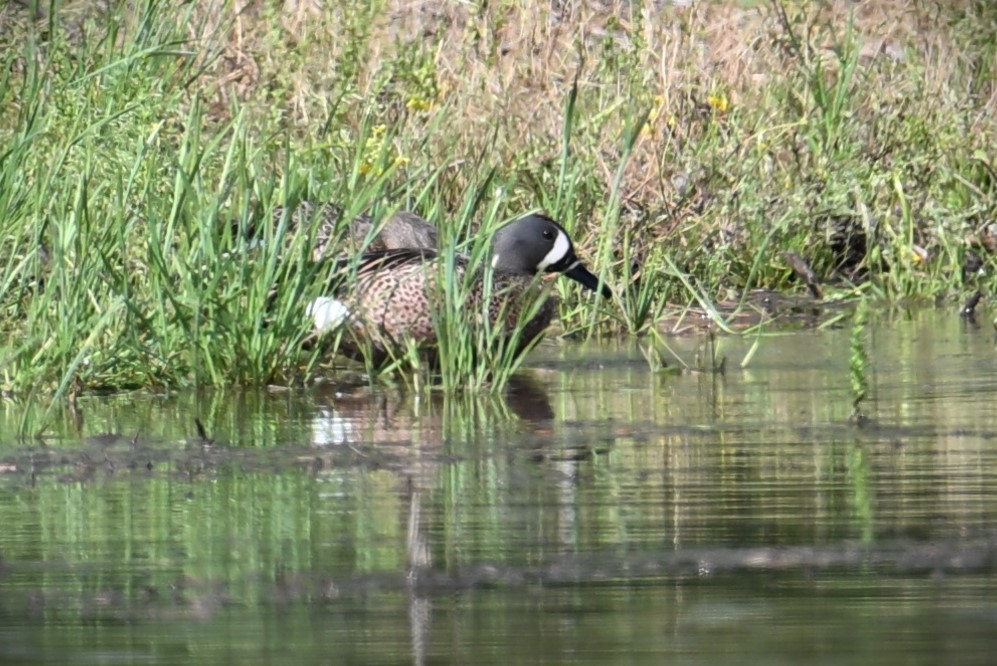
[309,374,554,450]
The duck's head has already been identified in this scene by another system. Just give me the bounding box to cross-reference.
[490,214,612,298]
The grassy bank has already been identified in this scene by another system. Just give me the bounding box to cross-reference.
[0,0,994,396]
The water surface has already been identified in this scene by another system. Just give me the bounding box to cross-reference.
[2,310,996,664]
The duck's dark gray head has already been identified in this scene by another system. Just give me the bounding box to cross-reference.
[491,214,612,298]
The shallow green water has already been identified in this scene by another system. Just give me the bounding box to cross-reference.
[2,310,997,664]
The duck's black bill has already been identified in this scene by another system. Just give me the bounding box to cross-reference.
[563,262,612,298]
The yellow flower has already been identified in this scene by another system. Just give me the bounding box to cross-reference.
[707,94,730,113]
[406,97,434,113]
[642,95,668,137]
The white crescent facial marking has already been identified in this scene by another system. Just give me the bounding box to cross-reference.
[308,296,350,331]
[492,253,500,269]
[536,229,571,271]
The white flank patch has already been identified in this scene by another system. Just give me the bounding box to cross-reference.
[307,296,350,331]
[536,229,571,271]
[311,406,354,446]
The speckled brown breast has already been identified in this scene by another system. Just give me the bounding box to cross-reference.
[334,253,555,364]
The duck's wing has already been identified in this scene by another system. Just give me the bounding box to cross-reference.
[356,247,438,273]
[272,201,349,228]
[233,201,349,251]
[379,212,439,250]
[276,202,358,257]
[314,248,439,292]
[243,202,438,257]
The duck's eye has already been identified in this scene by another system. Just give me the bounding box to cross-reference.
[542,229,554,240]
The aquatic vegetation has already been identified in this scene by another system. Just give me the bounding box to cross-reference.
[0,0,994,395]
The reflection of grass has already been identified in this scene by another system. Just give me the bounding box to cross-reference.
[1,0,995,393]
[847,441,875,544]
[849,298,870,424]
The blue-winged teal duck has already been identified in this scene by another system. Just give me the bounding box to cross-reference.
[273,202,438,258]
[307,213,611,365]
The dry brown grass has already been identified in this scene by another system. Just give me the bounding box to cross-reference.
[12,0,988,215]
[164,1,991,211]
